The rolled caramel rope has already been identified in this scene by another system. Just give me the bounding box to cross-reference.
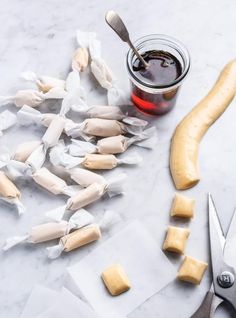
[47,210,121,259]
[2,209,94,251]
[26,115,65,171]
[45,173,126,221]
[0,171,25,215]
[0,110,17,136]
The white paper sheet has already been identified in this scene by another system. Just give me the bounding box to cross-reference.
[36,288,101,318]
[20,285,60,318]
[20,285,101,318]
[67,220,176,318]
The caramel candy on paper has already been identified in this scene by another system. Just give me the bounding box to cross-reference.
[83,154,117,170]
[83,118,125,137]
[171,193,195,218]
[102,264,131,296]
[32,167,67,195]
[61,224,101,252]
[178,256,208,285]
[13,140,42,162]
[0,171,20,198]
[163,226,190,254]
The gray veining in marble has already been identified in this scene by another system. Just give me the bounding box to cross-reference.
[0,0,236,317]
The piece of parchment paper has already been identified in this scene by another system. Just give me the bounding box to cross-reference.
[20,285,100,318]
[20,285,60,318]
[67,220,176,318]
[36,288,101,318]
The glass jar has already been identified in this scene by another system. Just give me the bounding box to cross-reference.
[126,34,190,116]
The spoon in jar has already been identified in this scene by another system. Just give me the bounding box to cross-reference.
[105,10,149,69]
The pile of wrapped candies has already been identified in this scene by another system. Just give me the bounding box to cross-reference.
[0,30,156,259]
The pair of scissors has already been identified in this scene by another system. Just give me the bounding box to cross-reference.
[191,193,236,317]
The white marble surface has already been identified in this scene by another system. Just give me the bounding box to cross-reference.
[0,0,236,317]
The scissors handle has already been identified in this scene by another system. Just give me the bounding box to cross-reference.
[190,291,215,318]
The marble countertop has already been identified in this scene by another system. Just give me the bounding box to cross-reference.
[1,0,236,317]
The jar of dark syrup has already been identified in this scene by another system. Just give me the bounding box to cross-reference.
[126,35,190,116]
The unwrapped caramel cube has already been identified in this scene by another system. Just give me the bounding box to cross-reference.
[171,193,195,218]
[101,264,131,296]
[163,226,190,254]
[178,256,208,285]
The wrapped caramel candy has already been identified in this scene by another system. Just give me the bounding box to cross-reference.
[0,171,25,215]
[18,105,146,141]
[3,209,93,251]
[87,31,129,106]
[13,140,42,162]
[72,105,127,120]
[17,105,57,127]
[72,48,89,72]
[0,88,65,108]
[65,118,146,139]
[72,29,91,72]
[0,110,17,136]
[26,115,65,171]
[67,104,148,128]
[45,173,126,221]
[47,210,120,259]
[67,127,156,155]
[60,70,87,116]
[32,167,80,196]
[17,105,93,142]
[21,71,66,94]
[69,168,106,188]
[50,143,142,170]
[0,149,30,179]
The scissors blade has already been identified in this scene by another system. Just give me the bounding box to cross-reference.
[226,208,236,242]
[208,193,225,252]
[209,194,236,311]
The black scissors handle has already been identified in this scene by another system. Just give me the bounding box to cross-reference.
[190,291,215,318]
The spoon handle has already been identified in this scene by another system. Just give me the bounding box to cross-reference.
[105,11,148,68]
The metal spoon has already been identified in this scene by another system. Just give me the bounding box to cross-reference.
[105,10,149,69]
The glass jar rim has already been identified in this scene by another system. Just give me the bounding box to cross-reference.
[126,34,191,90]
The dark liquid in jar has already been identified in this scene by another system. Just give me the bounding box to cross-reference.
[131,50,182,116]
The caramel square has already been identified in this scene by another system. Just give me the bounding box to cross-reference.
[178,256,208,285]
[163,226,190,254]
[101,264,131,296]
[171,193,195,218]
